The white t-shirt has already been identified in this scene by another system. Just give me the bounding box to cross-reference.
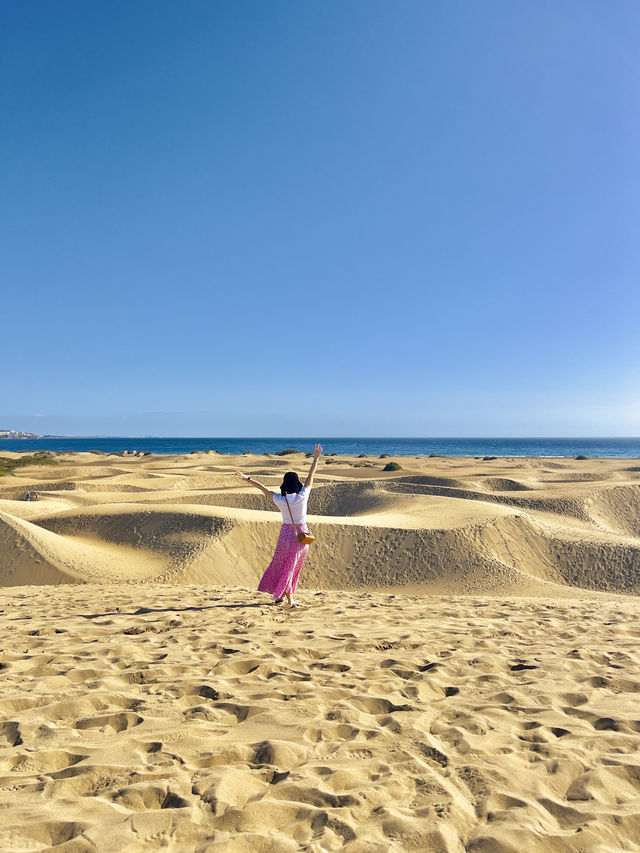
[272,486,310,525]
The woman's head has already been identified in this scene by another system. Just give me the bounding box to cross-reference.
[280,471,303,496]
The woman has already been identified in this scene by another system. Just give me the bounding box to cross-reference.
[235,444,322,607]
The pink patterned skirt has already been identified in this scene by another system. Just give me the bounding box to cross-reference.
[258,523,310,600]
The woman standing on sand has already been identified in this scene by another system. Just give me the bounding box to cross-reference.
[235,444,322,607]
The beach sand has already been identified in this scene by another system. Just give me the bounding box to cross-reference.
[0,451,639,851]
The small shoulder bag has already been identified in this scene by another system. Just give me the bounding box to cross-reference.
[284,494,315,544]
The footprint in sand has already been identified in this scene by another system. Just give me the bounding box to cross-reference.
[74,712,143,733]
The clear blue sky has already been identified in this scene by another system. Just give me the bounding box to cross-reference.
[2,1,639,436]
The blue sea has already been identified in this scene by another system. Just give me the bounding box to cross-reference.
[1,437,639,458]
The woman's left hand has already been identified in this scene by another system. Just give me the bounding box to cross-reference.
[234,471,249,480]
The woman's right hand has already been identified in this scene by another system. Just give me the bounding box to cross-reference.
[313,443,323,459]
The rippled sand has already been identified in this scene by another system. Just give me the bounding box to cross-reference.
[1,586,639,852]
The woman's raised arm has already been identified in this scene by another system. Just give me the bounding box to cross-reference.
[304,443,323,490]
[235,471,273,499]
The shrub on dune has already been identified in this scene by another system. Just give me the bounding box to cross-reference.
[0,454,57,476]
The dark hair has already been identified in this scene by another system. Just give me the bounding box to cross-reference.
[280,471,303,496]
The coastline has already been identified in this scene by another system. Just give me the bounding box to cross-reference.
[1,435,640,458]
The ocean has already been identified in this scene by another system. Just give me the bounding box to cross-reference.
[1,437,639,458]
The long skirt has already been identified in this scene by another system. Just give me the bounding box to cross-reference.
[258,523,310,600]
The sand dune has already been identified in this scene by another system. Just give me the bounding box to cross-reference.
[0,452,639,594]
[0,451,639,850]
